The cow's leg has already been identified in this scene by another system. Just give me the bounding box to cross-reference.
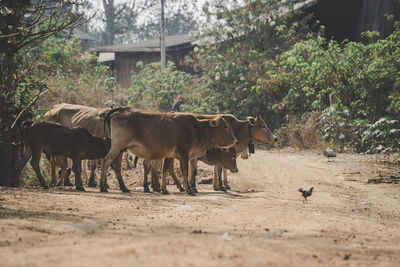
[168,160,184,192]
[133,156,139,168]
[213,166,225,191]
[143,160,151,193]
[57,156,68,186]
[161,158,174,194]
[30,148,48,189]
[177,155,194,196]
[63,157,73,186]
[123,152,131,170]
[111,151,130,193]
[150,160,161,192]
[100,145,125,192]
[222,168,230,190]
[72,158,85,191]
[49,156,57,187]
[82,159,88,185]
[88,160,97,187]
[189,159,198,193]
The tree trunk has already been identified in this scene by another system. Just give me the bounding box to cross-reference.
[0,94,29,186]
[103,0,116,46]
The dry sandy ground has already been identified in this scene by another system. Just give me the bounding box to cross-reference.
[1,149,400,267]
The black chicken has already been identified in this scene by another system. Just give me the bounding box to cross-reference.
[298,187,314,203]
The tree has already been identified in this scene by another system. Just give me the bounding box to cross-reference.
[137,0,198,40]
[92,0,157,46]
[0,0,87,186]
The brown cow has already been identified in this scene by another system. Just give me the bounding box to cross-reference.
[21,121,119,191]
[143,146,238,193]
[100,108,238,195]
[44,103,128,190]
[148,113,277,192]
[181,113,277,192]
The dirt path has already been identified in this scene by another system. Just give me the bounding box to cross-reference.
[1,149,400,266]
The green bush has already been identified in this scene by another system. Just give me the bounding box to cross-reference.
[125,61,195,112]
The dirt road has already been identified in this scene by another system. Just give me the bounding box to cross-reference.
[1,149,400,266]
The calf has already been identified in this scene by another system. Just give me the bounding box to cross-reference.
[22,121,115,191]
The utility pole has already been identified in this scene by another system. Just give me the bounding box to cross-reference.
[160,0,166,71]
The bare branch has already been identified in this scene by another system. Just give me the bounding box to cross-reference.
[11,89,49,131]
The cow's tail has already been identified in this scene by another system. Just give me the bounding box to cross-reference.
[103,107,127,138]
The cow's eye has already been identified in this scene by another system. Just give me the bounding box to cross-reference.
[225,125,229,128]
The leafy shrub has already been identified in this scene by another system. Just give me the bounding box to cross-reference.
[34,37,116,114]
[125,61,195,112]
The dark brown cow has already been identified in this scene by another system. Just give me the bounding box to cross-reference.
[44,103,130,191]
[100,108,238,195]
[21,121,121,191]
[143,146,238,193]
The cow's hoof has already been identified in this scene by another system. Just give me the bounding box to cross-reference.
[192,188,198,193]
[121,188,130,193]
[178,187,185,192]
[88,182,97,188]
[43,185,49,190]
[100,187,108,192]
[106,183,110,189]
[76,186,86,192]
[144,187,151,193]
[224,185,231,190]
[64,182,74,187]
[153,187,161,193]
[187,191,196,196]
[214,187,226,191]
[162,190,169,195]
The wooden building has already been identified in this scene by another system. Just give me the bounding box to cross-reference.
[95,34,195,88]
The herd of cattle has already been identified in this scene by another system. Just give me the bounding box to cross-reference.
[21,103,277,195]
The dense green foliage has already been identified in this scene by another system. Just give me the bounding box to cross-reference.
[125,62,194,111]
[34,36,115,111]
[125,0,400,153]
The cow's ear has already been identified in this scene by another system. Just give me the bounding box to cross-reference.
[209,118,219,127]
[247,116,256,125]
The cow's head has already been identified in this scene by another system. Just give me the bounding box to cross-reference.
[248,112,278,145]
[206,146,238,173]
[209,116,238,147]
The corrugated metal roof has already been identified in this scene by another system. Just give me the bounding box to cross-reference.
[95,34,195,53]
[98,52,115,62]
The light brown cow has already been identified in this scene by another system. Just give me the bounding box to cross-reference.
[44,103,128,191]
[21,121,113,191]
[100,108,238,195]
[148,113,277,192]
